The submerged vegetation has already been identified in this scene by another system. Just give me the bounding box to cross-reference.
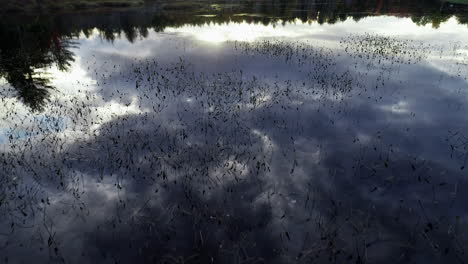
[1,31,468,262]
[1,1,468,263]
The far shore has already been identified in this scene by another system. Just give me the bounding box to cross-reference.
[0,0,148,13]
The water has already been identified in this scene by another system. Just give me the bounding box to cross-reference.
[1,1,468,263]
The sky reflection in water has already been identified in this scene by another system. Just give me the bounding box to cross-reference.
[1,13,468,264]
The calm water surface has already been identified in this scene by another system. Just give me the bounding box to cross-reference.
[1,1,468,263]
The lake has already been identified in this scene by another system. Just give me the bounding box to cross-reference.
[1,1,468,263]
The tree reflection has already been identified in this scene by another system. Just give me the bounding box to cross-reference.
[0,23,75,111]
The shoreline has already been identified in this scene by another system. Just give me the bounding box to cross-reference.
[0,0,148,14]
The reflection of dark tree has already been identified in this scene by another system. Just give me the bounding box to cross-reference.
[4,71,52,112]
[141,0,468,31]
[0,23,75,111]
[215,0,467,28]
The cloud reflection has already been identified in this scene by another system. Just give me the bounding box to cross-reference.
[1,14,468,264]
